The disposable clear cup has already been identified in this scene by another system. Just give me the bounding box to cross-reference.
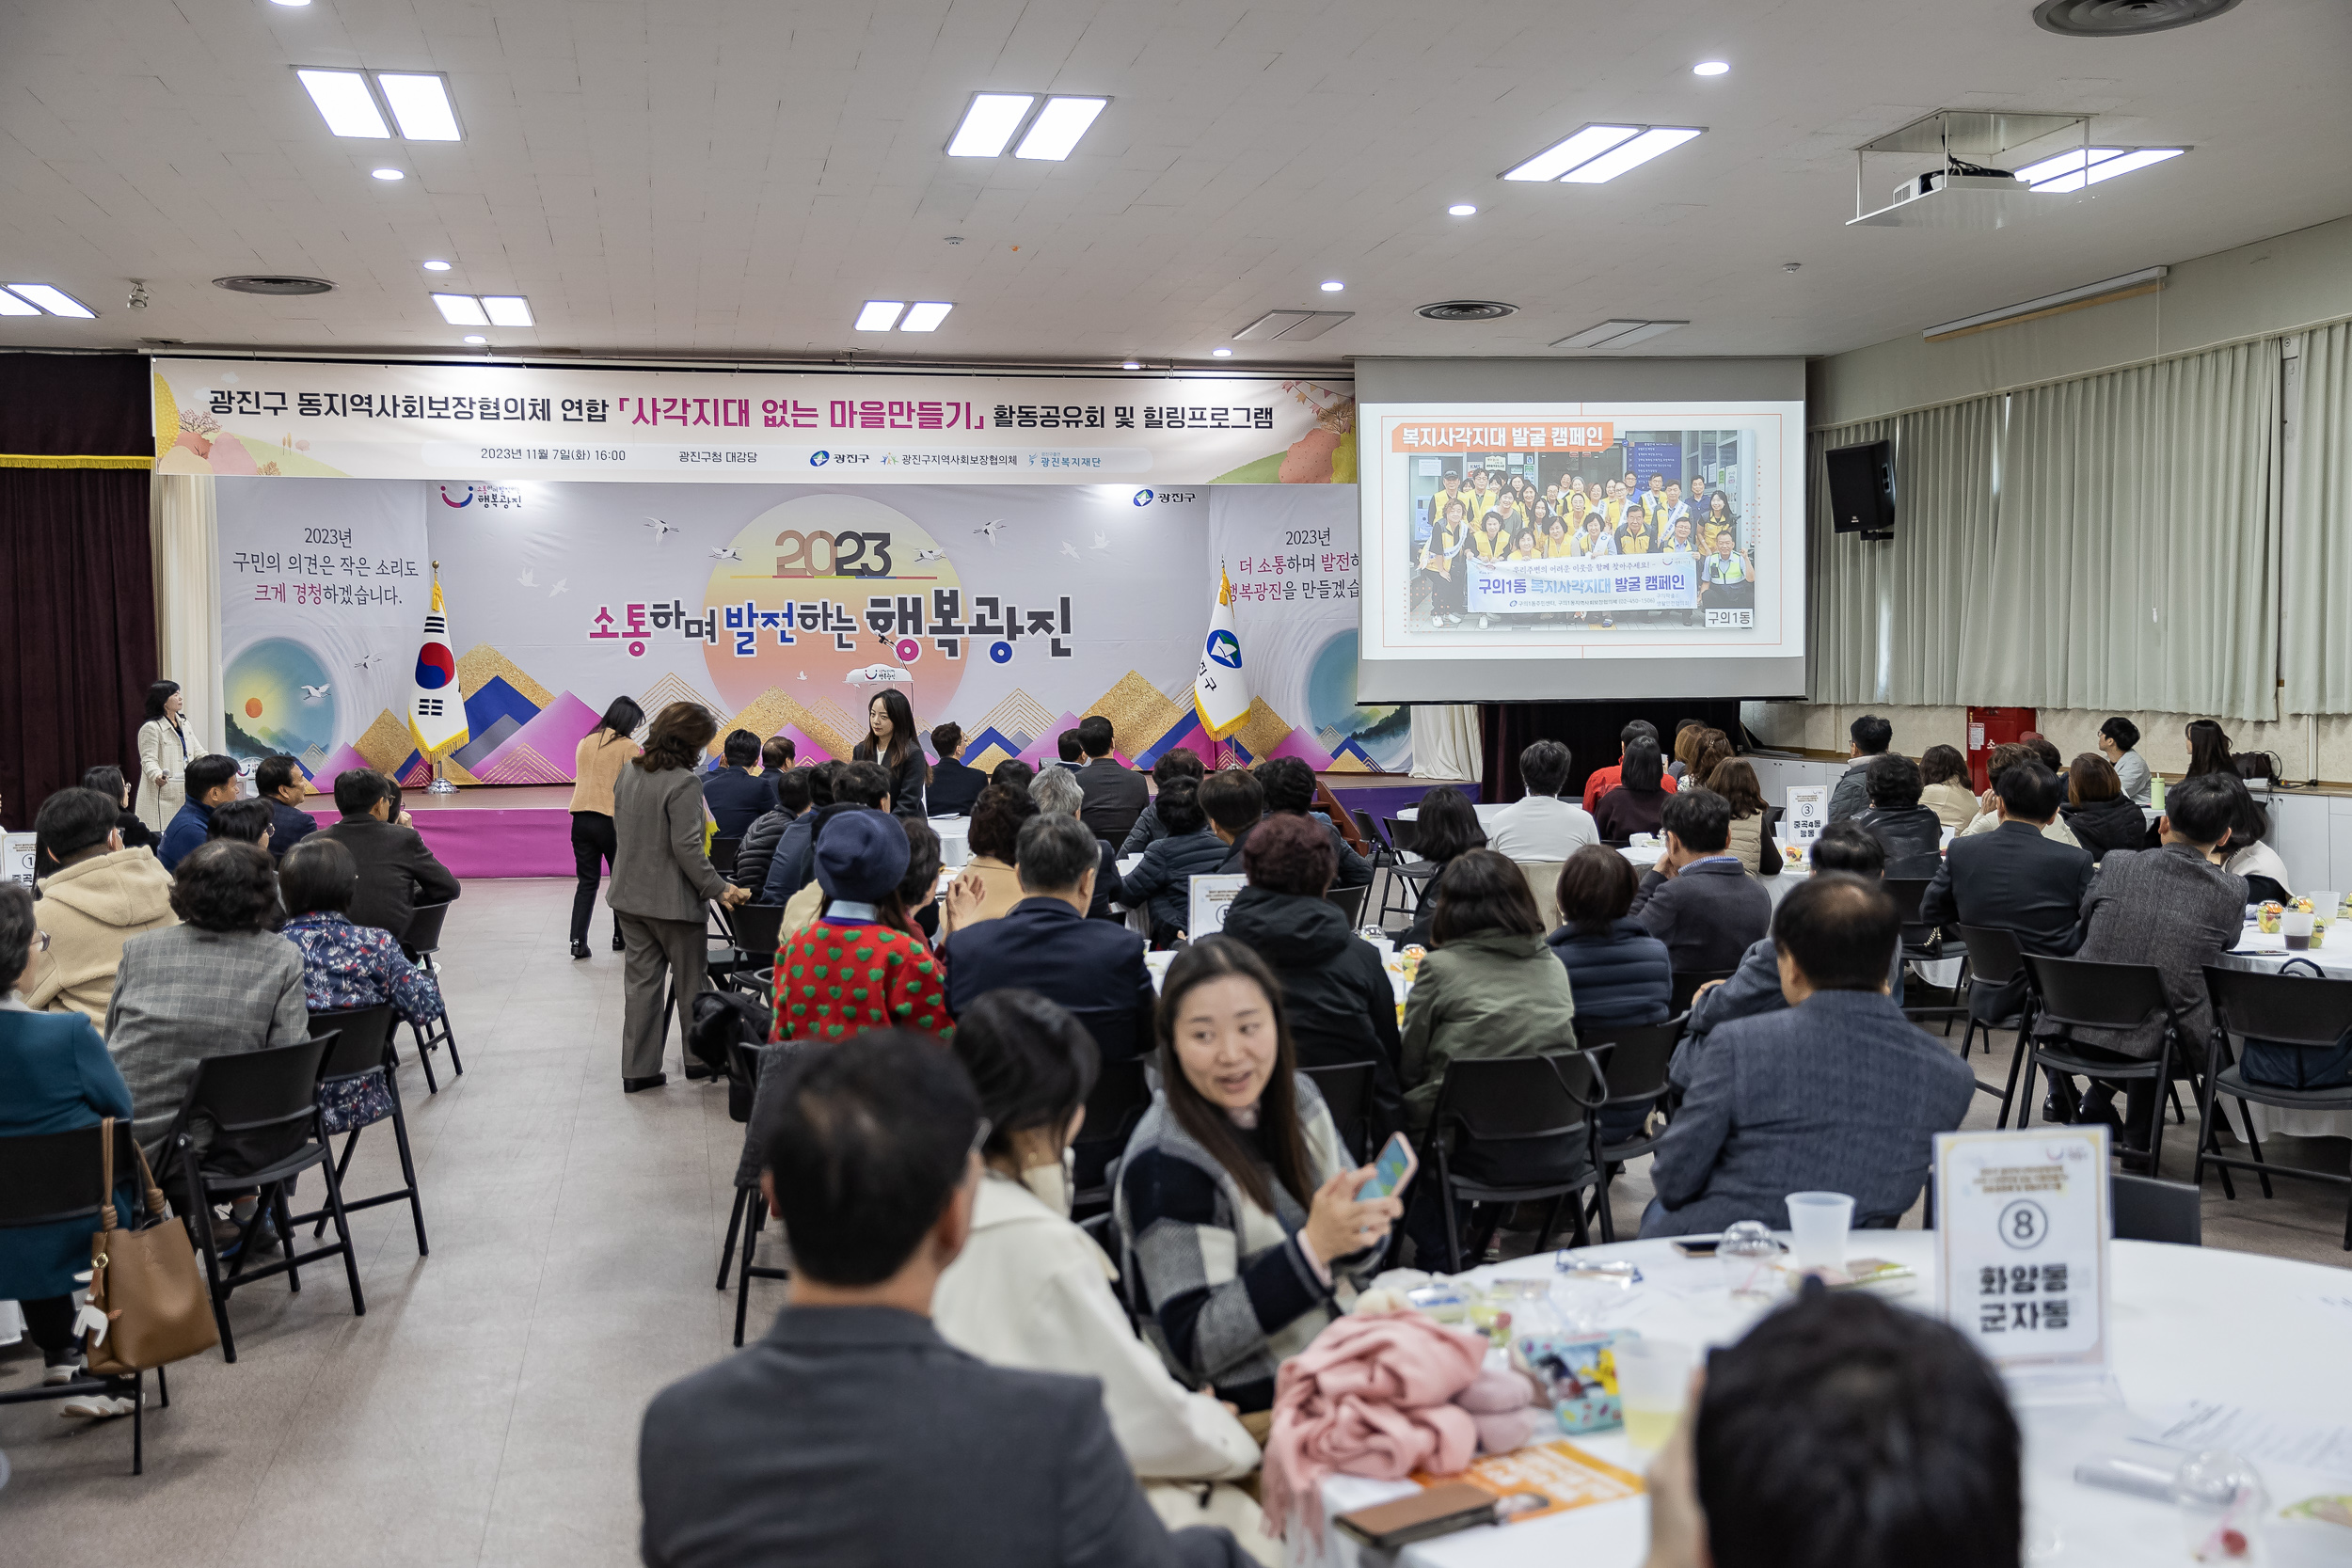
[1785,1191,1855,1272]
[1613,1338,1695,1454]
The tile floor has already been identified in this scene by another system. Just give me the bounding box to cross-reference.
[1,876,2345,1562]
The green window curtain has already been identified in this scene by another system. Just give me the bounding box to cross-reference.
[2284,323,2352,714]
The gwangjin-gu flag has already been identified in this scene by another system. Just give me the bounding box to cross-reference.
[407,567,469,756]
[1192,568,1251,741]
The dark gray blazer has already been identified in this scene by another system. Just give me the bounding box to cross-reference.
[638,1306,1244,1568]
[1641,990,1977,1238]
[1673,933,1906,1091]
[1074,757,1151,846]
[2055,845,2247,1062]
[1629,858,1772,974]
[609,763,735,925]
[1919,818,2093,1020]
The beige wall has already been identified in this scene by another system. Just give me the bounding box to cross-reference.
[1808,212,2352,429]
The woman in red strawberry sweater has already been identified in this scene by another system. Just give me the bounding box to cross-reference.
[770,808,952,1042]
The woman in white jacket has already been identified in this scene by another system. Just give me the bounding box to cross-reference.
[134,680,199,832]
[932,990,1274,1564]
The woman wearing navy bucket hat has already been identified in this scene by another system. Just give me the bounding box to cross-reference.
[769,808,954,1044]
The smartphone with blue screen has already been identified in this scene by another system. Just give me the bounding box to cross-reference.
[1356,1132,1419,1202]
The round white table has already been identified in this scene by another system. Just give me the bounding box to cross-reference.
[930,816,972,867]
[1300,1233,2352,1568]
[2214,919,2352,1141]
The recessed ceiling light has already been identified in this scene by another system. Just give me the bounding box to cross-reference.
[1121,359,1141,370]
[855,300,906,331]
[1562,127,1704,183]
[1693,60,1730,75]
[1447,203,1477,216]
[270,0,310,7]
[2014,146,2185,193]
[297,68,391,138]
[1502,125,1638,182]
[1502,123,1704,183]
[1015,96,1107,160]
[422,260,452,272]
[463,335,486,344]
[1319,280,1344,293]
[1210,347,1232,356]
[372,167,405,181]
[432,293,488,325]
[898,302,953,332]
[0,289,43,317]
[376,72,462,141]
[947,93,1036,157]
[5,284,95,318]
[481,295,533,327]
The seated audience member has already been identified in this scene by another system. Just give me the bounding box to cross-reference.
[735,766,811,895]
[993,757,1038,793]
[2058,752,2144,862]
[1054,728,1085,771]
[1827,714,1892,824]
[2211,772,2292,905]
[1594,737,1672,844]
[22,787,176,1024]
[1641,874,1974,1237]
[1706,759,1782,878]
[941,815,1152,1057]
[760,735,797,779]
[1116,781,1226,946]
[317,768,461,945]
[1203,768,1269,873]
[1395,785,1486,951]
[278,838,445,1028]
[1959,742,2084,848]
[1117,940,1395,1415]
[1029,767,1124,922]
[2185,719,2236,779]
[899,818,945,943]
[1638,1291,2020,1568]
[106,841,309,1164]
[702,729,773,839]
[1678,824,1904,1085]
[1629,787,1772,975]
[939,783,1036,935]
[2045,773,2246,1148]
[254,754,318,857]
[1853,753,1944,879]
[769,810,951,1043]
[924,723,990,818]
[0,881,144,1419]
[640,1032,1248,1568]
[1221,813,1405,1138]
[1687,730,1735,792]
[1920,760,2091,1023]
[1073,715,1150,846]
[1918,745,1979,830]
[1581,721,1681,814]
[1667,719,1706,783]
[1547,845,1671,1140]
[206,796,274,846]
[759,761,839,906]
[1486,739,1598,862]
[82,765,158,851]
[2021,734,2067,777]
[1253,758,1370,891]
[158,752,242,872]
[775,762,898,935]
[2100,716,2152,807]
[1122,750,1208,854]
[930,991,1268,1552]
[1399,849,1579,1133]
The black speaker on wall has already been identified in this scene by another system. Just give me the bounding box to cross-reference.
[1825,439,1896,539]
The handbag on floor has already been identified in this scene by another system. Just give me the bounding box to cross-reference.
[85,1117,220,1374]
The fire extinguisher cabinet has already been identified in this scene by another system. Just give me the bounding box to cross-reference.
[1965,706,2036,793]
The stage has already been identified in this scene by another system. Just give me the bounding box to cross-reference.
[389,774,1478,879]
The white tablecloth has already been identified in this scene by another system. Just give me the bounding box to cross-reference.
[1300,1234,2352,1568]
[2214,919,2352,1139]
[1612,844,1809,908]
[930,816,972,868]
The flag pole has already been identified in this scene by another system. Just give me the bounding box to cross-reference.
[424,559,458,794]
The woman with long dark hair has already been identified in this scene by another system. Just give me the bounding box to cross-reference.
[2185,719,2233,779]
[1113,938,1395,1414]
[135,678,198,832]
[1708,757,1784,877]
[1593,736,1669,843]
[565,695,644,958]
[1397,785,1486,950]
[607,703,749,1091]
[852,688,929,819]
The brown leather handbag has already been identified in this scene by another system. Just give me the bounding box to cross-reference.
[84,1117,220,1373]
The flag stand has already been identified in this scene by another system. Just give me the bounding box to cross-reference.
[425,751,457,795]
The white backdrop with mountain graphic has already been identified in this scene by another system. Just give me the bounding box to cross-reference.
[217,478,431,782]
[1207,485,1408,773]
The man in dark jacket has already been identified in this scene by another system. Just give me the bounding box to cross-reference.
[1112,782,1226,944]
[940,816,1154,1059]
[1827,714,1891,824]
[1629,787,1771,976]
[1219,814,1404,1144]
[1202,768,1267,874]
[702,729,772,839]
[157,753,242,872]
[1917,761,2092,1022]
[734,767,811,893]
[759,762,839,904]
[923,723,990,818]
[1853,752,1946,879]
[1253,758,1370,891]
[1072,716,1150,846]
[255,753,318,858]
[1120,751,1208,854]
[315,768,461,945]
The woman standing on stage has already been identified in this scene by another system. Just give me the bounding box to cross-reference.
[852,688,930,820]
[567,696,644,958]
[135,679,199,833]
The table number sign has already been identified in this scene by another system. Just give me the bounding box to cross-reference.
[4,832,37,889]
[1783,785,1828,846]
[1186,873,1248,939]
[1933,1126,2111,1382]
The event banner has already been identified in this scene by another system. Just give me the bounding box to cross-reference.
[156,359,1358,487]
[1465,553,1702,616]
[214,479,1408,788]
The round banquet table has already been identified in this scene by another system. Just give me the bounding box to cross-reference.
[2215,918,2352,1141]
[1297,1232,2352,1568]
[929,816,972,868]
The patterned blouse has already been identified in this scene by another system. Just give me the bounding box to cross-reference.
[280,911,446,1026]
[769,916,952,1042]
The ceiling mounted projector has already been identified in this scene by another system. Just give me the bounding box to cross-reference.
[2033,0,2239,36]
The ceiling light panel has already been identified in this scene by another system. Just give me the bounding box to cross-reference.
[296,68,390,138]
[432,293,488,325]
[480,295,533,326]
[0,289,44,316]
[6,284,95,317]
[947,94,1035,157]
[898,302,953,331]
[376,73,462,141]
[1560,126,1704,183]
[1502,125,1637,182]
[2016,146,2184,193]
[1014,97,1106,160]
[854,301,905,331]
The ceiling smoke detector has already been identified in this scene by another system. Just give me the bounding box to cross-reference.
[1415,300,1517,322]
[213,276,336,295]
[2032,0,2239,36]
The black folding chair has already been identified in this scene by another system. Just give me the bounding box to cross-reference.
[725,1042,797,1345]
[1070,1057,1153,1222]
[1669,968,1739,1017]
[1883,878,1967,1028]
[1301,1061,1377,1163]
[1572,1018,1686,1243]
[2112,1172,2202,1245]
[1377,818,1442,927]
[168,1036,367,1363]
[401,900,462,1092]
[1352,810,1393,869]
[1952,924,2037,1122]
[293,1006,427,1256]
[1324,885,1369,927]
[709,836,741,877]
[668,900,787,1073]
[2016,955,2192,1175]
[0,1122,165,1473]
[2198,963,2352,1247]
[1423,1053,1605,1272]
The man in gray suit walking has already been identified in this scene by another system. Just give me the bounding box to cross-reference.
[639,1033,1246,1568]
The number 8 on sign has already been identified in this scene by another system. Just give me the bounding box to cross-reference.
[1999,1199,2047,1249]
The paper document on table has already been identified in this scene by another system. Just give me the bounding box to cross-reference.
[1410,1441,1644,1524]
[2139,1402,2352,1481]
